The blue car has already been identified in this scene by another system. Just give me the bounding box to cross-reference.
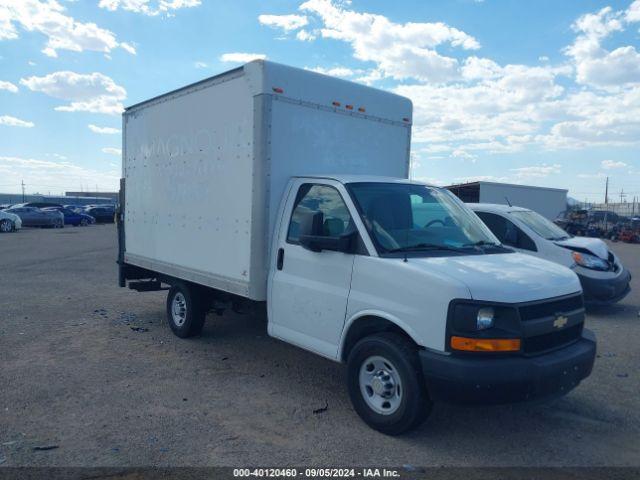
[43,207,95,226]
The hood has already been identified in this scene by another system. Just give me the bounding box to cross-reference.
[554,236,609,259]
[409,252,581,303]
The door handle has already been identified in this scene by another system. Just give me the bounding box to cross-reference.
[277,248,285,270]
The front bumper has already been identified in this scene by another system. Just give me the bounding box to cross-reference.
[578,268,631,305]
[419,329,596,405]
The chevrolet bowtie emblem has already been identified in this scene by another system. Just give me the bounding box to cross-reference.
[553,315,568,329]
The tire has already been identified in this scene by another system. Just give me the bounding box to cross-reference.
[347,332,432,435]
[0,219,12,233]
[166,282,207,338]
[80,218,88,227]
[54,219,63,229]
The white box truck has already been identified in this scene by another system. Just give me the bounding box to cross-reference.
[118,60,596,434]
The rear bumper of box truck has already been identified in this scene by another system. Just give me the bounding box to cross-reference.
[418,329,596,405]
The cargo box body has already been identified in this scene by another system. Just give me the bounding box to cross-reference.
[122,60,412,300]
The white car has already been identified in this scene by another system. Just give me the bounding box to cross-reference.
[469,203,631,305]
[0,210,21,233]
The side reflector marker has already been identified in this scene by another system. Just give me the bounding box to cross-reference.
[345,104,354,110]
[332,101,341,107]
[272,87,284,94]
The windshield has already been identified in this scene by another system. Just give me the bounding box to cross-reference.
[347,182,501,255]
[509,210,570,240]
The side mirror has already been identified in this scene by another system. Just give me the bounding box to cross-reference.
[298,210,356,253]
[299,231,356,253]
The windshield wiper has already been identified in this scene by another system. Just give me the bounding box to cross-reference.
[461,240,499,248]
[387,243,467,254]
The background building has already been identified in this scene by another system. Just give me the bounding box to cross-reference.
[0,192,116,207]
[446,181,568,220]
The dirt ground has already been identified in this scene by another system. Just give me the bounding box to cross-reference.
[1,225,639,467]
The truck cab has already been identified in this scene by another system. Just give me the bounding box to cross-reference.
[265,175,595,434]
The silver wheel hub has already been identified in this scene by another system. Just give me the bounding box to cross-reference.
[359,355,402,415]
[0,221,10,232]
[171,292,187,326]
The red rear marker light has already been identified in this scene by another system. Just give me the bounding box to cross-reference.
[272,87,284,94]
[358,107,366,112]
[345,104,354,110]
[332,101,341,107]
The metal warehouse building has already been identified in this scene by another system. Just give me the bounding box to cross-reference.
[446,181,568,220]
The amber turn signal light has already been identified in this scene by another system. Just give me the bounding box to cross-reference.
[451,336,520,352]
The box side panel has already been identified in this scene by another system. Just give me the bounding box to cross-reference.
[267,97,411,246]
[123,74,256,297]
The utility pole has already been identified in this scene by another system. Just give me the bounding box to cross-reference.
[619,188,626,203]
[21,180,25,202]
[604,176,609,204]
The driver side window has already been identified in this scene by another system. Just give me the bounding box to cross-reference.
[287,184,352,243]
[475,212,537,251]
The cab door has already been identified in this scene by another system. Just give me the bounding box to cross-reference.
[268,180,358,359]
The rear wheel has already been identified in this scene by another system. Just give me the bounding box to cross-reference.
[347,332,432,435]
[80,218,89,226]
[54,219,64,228]
[166,282,207,338]
[0,219,12,233]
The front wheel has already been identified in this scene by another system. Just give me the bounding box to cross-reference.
[80,218,89,226]
[166,282,207,338]
[347,332,432,435]
[0,219,12,233]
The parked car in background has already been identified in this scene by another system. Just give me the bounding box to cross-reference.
[43,207,95,226]
[85,205,115,223]
[470,204,631,305]
[11,202,64,209]
[0,210,21,232]
[3,206,64,228]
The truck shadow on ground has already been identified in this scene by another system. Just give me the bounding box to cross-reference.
[179,308,628,447]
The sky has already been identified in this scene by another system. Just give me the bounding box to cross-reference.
[0,0,639,202]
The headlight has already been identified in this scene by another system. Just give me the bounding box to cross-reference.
[476,307,494,330]
[572,251,609,271]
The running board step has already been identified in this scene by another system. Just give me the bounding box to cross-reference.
[128,280,167,292]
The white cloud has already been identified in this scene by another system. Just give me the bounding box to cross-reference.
[219,52,266,63]
[564,3,640,88]
[0,80,18,92]
[89,124,121,134]
[627,0,640,22]
[258,14,308,31]
[296,29,316,41]
[98,0,201,16]
[265,0,480,82]
[0,155,119,193]
[0,0,135,58]
[510,164,561,178]
[102,147,122,155]
[0,115,34,127]
[601,159,627,169]
[20,71,126,115]
[119,42,136,55]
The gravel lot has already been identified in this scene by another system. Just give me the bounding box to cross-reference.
[1,224,639,467]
